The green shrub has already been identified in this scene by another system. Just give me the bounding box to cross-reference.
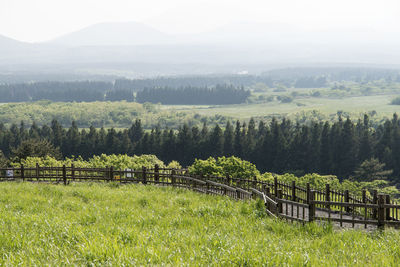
[12,154,166,170]
[188,156,260,179]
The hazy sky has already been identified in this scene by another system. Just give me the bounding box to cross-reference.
[1,0,399,42]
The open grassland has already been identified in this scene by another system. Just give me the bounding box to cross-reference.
[0,91,399,129]
[0,183,400,266]
[162,94,400,122]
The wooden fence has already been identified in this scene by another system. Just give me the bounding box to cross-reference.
[0,164,399,230]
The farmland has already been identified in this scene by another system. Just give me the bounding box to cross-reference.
[1,182,400,265]
[0,91,399,129]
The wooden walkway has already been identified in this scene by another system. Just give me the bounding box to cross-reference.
[0,164,398,230]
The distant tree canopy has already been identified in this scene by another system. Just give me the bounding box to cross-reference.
[1,114,400,183]
[136,85,250,105]
[352,158,392,182]
[11,139,62,161]
[1,68,400,103]
[114,75,274,91]
[0,81,111,102]
[391,96,400,105]
[0,81,249,104]
[294,76,327,88]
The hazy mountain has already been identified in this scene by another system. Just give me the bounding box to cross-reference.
[1,21,400,75]
[0,34,30,50]
[49,21,176,46]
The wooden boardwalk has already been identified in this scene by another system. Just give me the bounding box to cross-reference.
[0,164,398,230]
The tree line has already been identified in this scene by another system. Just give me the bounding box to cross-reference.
[136,85,250,105]
[114,75,274,91]
[0,81,249,104]
[0,81,114,102]
[1,114,400,182]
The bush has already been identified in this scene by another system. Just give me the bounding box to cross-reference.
[12,154,166,170]
[188,156,260,179]
[391,96,400,105]
[277,95,293,103]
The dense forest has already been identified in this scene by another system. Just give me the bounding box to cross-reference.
[0,81,247,104]
[0,81,112,102]
[2,67,399,103]
[115,68,400,91]
[114,75,274,91]
[1,114,400,182]
[136,85,250,105]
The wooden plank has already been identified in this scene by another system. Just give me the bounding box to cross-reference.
[250,188,263,198]
[312,201,378,208]
[265,209,278,218]
[263,193,278,206]
[205,180,237,192]
[176,176,207,185]
[279,213,307,222]
[236,187,252,196]
[277,198,309,208]
[315,216,379,225]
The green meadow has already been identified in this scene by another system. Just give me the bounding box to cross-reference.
[0,182,399,266]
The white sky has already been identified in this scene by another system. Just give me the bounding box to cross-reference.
[0,0,399,43]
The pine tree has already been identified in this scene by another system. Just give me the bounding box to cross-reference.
[208,124,224,157]
[234,120,243,157]
[223,121,234,156]
[128,119,143,147]
[339,118,357,178]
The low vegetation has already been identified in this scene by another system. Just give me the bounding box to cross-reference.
[1,182,400,265]
[0,101,228,128]
[9,154,400,198]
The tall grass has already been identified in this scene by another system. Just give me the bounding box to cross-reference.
[0,182,399,265]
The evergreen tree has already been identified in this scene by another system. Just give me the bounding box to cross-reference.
[234,121,243,157]
[208,124,224,157]
[223,121,234,156]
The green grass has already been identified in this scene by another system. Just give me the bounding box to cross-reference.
[162,94,400,122]
[1,183,400,265]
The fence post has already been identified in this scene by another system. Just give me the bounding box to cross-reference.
[306,183,310,204]
[236,189,241,199]
[71,163,75,181]
[36,163,39,181]
[109,166,114,181]
[309,190,316,222]
[277,189,283,214]
[274,176,278,198]
[253,176,257,189]
[206,181,210,194]
[362,190,366,204]
[386,195,391,221]
[344,190,350,213]
[62,164,67,185]
[373,190,378,219]
[171,169,176,185]
[21,164,24,182]
[226,174,231,186]
[378,194,385,229]
[325,184,330,211]
[292,181,296,202]
[142,166,147,184]
[154,164,159,183]
[265,186,270,196]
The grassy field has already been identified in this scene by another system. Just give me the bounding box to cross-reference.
[0,89,399,129]
[162,94,400,122]
[1,183,400,265]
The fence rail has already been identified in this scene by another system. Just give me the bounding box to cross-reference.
[0,164,398,230]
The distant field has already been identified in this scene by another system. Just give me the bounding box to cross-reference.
[0,90,399,129]
[162,94,400,122]
[0,182,399,265]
